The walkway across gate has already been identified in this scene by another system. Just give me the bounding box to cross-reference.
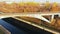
[0,12,60,23]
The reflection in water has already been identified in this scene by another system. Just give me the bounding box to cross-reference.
[0,19,28,34]
[2,17,53,34]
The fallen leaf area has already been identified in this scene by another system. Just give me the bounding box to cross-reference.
[0,2,60,13]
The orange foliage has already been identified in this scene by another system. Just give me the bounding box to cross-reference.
[0,2,60,13]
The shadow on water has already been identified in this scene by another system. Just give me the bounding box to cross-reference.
[0,19,28,34]
[2,17,53,34]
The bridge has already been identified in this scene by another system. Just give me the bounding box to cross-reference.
[0,12,60,23]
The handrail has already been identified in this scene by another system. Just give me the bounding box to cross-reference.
[0,12,60,23]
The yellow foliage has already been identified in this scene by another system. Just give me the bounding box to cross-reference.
[0,2,60,13]
[18,2,25,6]
[53,2,58,7]
[51,2,59,12]
[18,2,39,6]
[45,1,50,7]
[26,2,38,6]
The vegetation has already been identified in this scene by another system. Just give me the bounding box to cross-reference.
[0,2,60,13]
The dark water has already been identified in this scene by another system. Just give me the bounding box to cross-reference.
[0,17,53,34]
[0,19,27,34]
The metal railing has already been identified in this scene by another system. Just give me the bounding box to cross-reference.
[0,12,60,23]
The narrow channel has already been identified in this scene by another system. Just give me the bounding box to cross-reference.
[2,17,53,34]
